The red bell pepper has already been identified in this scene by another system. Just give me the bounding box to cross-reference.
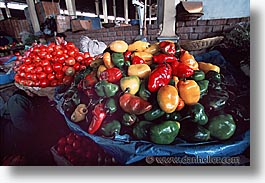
[147,63,172,92]
[99,67,123,83]
[88,103,107,134]
[159,41,176,55]
[153,53,178,64]
[119,93,152,115]
[132,55,146,64]
[171,61,194,78]
[123,50,132,61]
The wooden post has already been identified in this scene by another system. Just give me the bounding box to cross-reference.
[157,0,180,42]
[0,8,4,20]
[95,0,100,16]
[26,0,40,33]
[4,2,11,18]
[65,0,77,19]
[124,0,129,24]
[113,0,117,22]
[102,0,108,23]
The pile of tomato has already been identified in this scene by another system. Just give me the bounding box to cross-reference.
[14,42,93,87]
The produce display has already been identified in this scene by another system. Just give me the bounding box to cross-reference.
[53,132,119,165]
[58,39,247,147]
[13,42,93,87]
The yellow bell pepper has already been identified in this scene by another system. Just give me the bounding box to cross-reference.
[109,40,128,53]
[102,52,114,68]
[178,80,200,105]
[131,51,153,65]
[157,85,179,113]
[128,40,150,52]
[144,43,160,55]
[127,64,151,79]
[198,62,220,74]
[120,76,141,95]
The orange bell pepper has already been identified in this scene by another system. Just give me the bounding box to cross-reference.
[180,50,199,70]
[178,80,200,105]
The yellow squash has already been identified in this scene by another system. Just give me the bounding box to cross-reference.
[198,62,220,74]
[127,64,151,79]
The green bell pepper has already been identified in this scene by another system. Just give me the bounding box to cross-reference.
[144,107,165,121]
[187,103,208,125]
[149,121,180,144]
[105,98,117,114]
[196,80,209,98]
[138,79,151,100]
[179,122,210,142]
[190,70,205,81]
[133,120,153,140]
[100,120,121,137]
[165,111,182,121]
[201,85,229,112]
[205,70,222,84]
[208,114,236,140]
[122,113,138,126]
[73,66,92,86]
[111,52,124,68]
[94,80,119,98]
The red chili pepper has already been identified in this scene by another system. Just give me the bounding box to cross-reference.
[123,50,132,61]
[147,63,172,92]
[88,103,107,134]
[119,93,152,115]
[99,67,123,83]
[83,71,98,89]
[159,41,176,55]
[171,61,194,78]
[132,55,146,64]
[152,53,178,64]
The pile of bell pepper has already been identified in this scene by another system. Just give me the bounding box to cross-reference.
[61,39,239,145]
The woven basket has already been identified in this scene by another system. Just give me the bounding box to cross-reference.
[180,36,224,51]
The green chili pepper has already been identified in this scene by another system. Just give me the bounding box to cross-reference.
[205,70,221,84]
[179,122,210,142]
[149,121,180,144]
[196,80,209,98]
[111,52,124,68]
[132,120,153,140]
[138,79,151,100]
[105,98,117,114]
[144,107,165,121]
[165,111,182,121]
[74,67,92,85]
[122,113,138,126]
[100,120,121,137]
[207,114,236,140]
[94,80,119,98]
[190,70,205,81]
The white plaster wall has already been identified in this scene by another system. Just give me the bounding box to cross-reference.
[188,0,250,19]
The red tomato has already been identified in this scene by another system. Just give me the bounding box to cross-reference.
[39,45,47,52]
[24,64,35,73]
[84,58,93,66]
[73,62,81,71]
[31,73,37,81]
[53,63,63,72]
[54,45,62,51]
[66,42,76,49]
[63,75,73,85]
[50,79,59,87]
[39,79,50,88]
[55,70,65,80]
[56,145,65,156]
[25,80,34,87]
[38,51,47,59]
[35,66,43,73]
[14,75,21,82]
[19,72,26,77]
[75,53,84,62]
[43,65,53,74]
[41,59,50,67]
[47,73,56,81]
[57,55,65,64]
[23,57,31,65]
[84,52,91,58]
[67,50,76,57]
[56,49,64,56]
[65,57,76,66]
[62,65,69,73]
[25,73,32,80]
[45,54,53,60]
[46,46,54,53]
[37,72,47,80]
